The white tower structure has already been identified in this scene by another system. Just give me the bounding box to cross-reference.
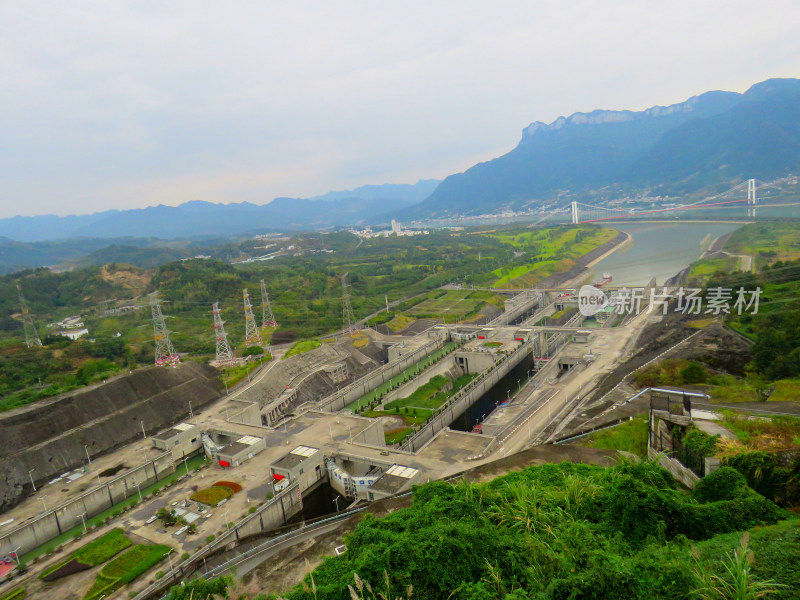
[341,273,356,334]
[260,279,278,328]
[17,284,42,348]
[149,292,179,367]
[747,178,757,217]
[212,302,234,365]
[571,201,579,225]
[242,289,263,348]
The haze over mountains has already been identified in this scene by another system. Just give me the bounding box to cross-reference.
[403,77,800,217]
[0,180,440,243]
[2,77,800,245]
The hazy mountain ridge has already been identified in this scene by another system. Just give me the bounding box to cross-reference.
[0,180,438,243]
[404,78,800,217]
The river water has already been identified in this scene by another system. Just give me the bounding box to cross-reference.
[591,222,743,287]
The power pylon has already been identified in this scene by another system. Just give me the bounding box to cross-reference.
[212,302,234,365]
[149,291,179,367]
[341,273,356,334]
[17,284,42,348]
[242,289,263,348]
[260,279,278,328]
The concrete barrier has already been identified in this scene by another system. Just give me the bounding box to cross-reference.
[0,451,176,557]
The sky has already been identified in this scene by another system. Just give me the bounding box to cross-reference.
[1,1,798,218]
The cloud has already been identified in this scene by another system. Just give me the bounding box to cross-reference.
[1,0,798,217]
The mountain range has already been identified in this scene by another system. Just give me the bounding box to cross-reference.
[402,77,800,217]
[0,180,440,243]
[3,77,800,243]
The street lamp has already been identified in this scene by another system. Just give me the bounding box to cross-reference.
[134,482,142,502]
[166,548,174,574]
[10,546,20,566]
[28,468,36,492]
[39,495,48,512]
[79,512,88,534]
[85,445,92,465]
[332,497,340,512]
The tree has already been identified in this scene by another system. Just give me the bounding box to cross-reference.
[681,361,708,384]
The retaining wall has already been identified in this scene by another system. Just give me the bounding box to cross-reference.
[0,451,176,557]
[0,362,222,511]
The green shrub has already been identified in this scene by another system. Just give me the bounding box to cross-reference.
[693,467,749,503]
[723,451,796,505]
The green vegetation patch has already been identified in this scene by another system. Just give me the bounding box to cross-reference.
[0,589,26,600]
[486,225,617,288]
[190,485,233,506]
[688,256,738,279]
[40,528,131,582]
[385,375,450,410]
[220,354,272,387]
[346,343,458,412]
[578,414,649,458]
[283,339,321,359]
[276,460,789,600]
[385,314,415,332]
[83,544,171,600]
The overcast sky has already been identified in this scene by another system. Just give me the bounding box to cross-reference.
[1,1,798,218]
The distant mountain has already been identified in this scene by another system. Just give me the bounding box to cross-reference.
[310,180,440,203]
[0,180,438,242]
[404,78,800,217]
[0,236,155,275]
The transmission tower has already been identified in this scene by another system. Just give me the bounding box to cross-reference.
[242,289,263,348]
[341,273,356,334]
[259,279,278,328]
[149,292,180,367]
[16,285,42,348]
[212,302,234,365]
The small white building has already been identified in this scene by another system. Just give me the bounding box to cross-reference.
[57,328,89,341]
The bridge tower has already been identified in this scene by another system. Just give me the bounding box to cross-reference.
[259,279,278,328]
[149,292,180,367]
[212,302,234,365]
[242,289,263,348]
[341,273,356,334]
[16,284,42,348]
[747,178,757,217]
[571,201,579,224]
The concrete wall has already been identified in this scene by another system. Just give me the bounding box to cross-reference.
[648,447,699,488]
[0,362,222,511]
[402,341,532,452]
[350,419,386,447]
[321,338,444,412]
[0,452,176,557]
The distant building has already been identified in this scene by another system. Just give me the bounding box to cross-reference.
[391,219,400,234]
[56,328,89,341]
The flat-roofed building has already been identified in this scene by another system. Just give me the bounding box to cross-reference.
[366,464,422,500]
[270,445,325,492]
[216,434,266,468]
[151,422,201,459]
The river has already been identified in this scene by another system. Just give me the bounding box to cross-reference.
[591,222,743,287]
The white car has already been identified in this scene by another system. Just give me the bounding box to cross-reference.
[145,515,158,525]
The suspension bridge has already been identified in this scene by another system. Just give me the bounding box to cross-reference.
[524,178,795,225]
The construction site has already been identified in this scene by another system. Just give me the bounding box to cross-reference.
[0,267,767,600]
